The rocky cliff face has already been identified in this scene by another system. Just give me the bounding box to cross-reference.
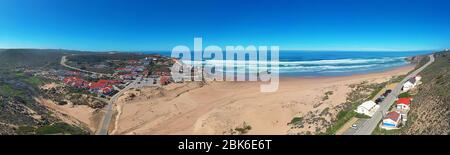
[401,52,450,135]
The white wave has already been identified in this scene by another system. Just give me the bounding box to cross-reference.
[181,57,407,66]
[181,57,408,74]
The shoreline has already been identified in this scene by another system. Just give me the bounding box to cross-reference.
[112,64,415,135]
[279,65,415,81]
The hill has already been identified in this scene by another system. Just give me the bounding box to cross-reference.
[0,49,90,135]
[0,49,78,69]
[400,51,450,135]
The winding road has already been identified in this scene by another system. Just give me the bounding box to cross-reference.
[60,55,132,135]
[96,77,141,135]
[345,54,434,135]
[60,55,111,77]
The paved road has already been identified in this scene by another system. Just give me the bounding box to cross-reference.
[60,55,144,135]
[96,77,141,135]
[60,55,111,77]
[346,54,435,135]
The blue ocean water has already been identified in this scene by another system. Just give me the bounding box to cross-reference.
[143,50,433,77]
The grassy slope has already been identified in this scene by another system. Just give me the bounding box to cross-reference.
[0,49,89,135]
[373,52,449,135]
[401,52,450,135]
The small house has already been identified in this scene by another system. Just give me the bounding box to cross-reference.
[415,75,422,82]
[381,111,402,129]
[355,101,378,117]
[396,98,412,110]
[402,78,416,92]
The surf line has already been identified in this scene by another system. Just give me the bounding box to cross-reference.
[170,37,280,93]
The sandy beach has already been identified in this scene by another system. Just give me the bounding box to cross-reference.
[108,65,414,135]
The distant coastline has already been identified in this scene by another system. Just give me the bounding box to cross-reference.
[0,48,433,77]
[142,50,433,77]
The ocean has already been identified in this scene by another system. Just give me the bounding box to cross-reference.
[143,50,434,77]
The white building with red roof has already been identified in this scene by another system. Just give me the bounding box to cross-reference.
[396,97,412,110]
[381,111,402,130]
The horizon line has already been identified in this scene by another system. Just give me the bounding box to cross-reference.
[0,47,441,53]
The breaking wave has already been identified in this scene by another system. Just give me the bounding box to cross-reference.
[181,57,409,74]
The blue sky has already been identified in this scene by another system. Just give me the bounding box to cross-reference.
[1,0,450,51]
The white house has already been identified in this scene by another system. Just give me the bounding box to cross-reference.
[381,111,402,130]
[402,75,423,92]
[402,78,416,92]
[355,101,378,117]
[415,75,422,81]
[396,98,412,110]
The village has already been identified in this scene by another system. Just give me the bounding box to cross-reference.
[21,54,179,102]
[354,75,423,131]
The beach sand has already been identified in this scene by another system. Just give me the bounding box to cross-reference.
[35,97,100,133]
[111,65,414,135]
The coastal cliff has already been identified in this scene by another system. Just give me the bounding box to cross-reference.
[401,51,450,135]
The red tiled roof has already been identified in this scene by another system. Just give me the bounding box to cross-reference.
[160,76,170,85]
[101,86,113,93]
[89,82,106,89]
[384,111,400,121]
[396,98,411,105]
[63,77,87,87]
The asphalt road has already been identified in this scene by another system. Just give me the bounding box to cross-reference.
[60,55,111,77]
[345,54,435,135]
[96,77,141,135]
[60,55,135,135]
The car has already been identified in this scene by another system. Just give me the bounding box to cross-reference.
[385,89,392,94]
[351,124,358,129]
[375,98,383,104]
[382,89,392,97]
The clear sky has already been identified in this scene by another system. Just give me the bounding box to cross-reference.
[1,0,450,51]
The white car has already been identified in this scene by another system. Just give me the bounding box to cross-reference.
[351,124,358,129]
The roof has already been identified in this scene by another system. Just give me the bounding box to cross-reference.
[359,101,376,110]
[404,81,415,86]
[89,82,106,89]
[408,77,416,84]
[384,111,400,121]
[396,98,411,105]
[63,77,87,87]
[101,86,113,93]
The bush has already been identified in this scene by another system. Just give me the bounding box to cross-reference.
[234,122,252,135]
[398,92,411,98]
[35,122,88,135]
[16,126,36,135]
[289,117,304,125]
[355,113,371,119]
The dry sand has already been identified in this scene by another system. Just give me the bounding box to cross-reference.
[35,97,100,133]
[113,66,414,135]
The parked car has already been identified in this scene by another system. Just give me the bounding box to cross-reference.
[385,89,392,94]
[375,98,383,104]
[382,89,392,97]
[351,124,358,129]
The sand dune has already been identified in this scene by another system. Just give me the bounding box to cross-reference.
[113,66,414,135]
